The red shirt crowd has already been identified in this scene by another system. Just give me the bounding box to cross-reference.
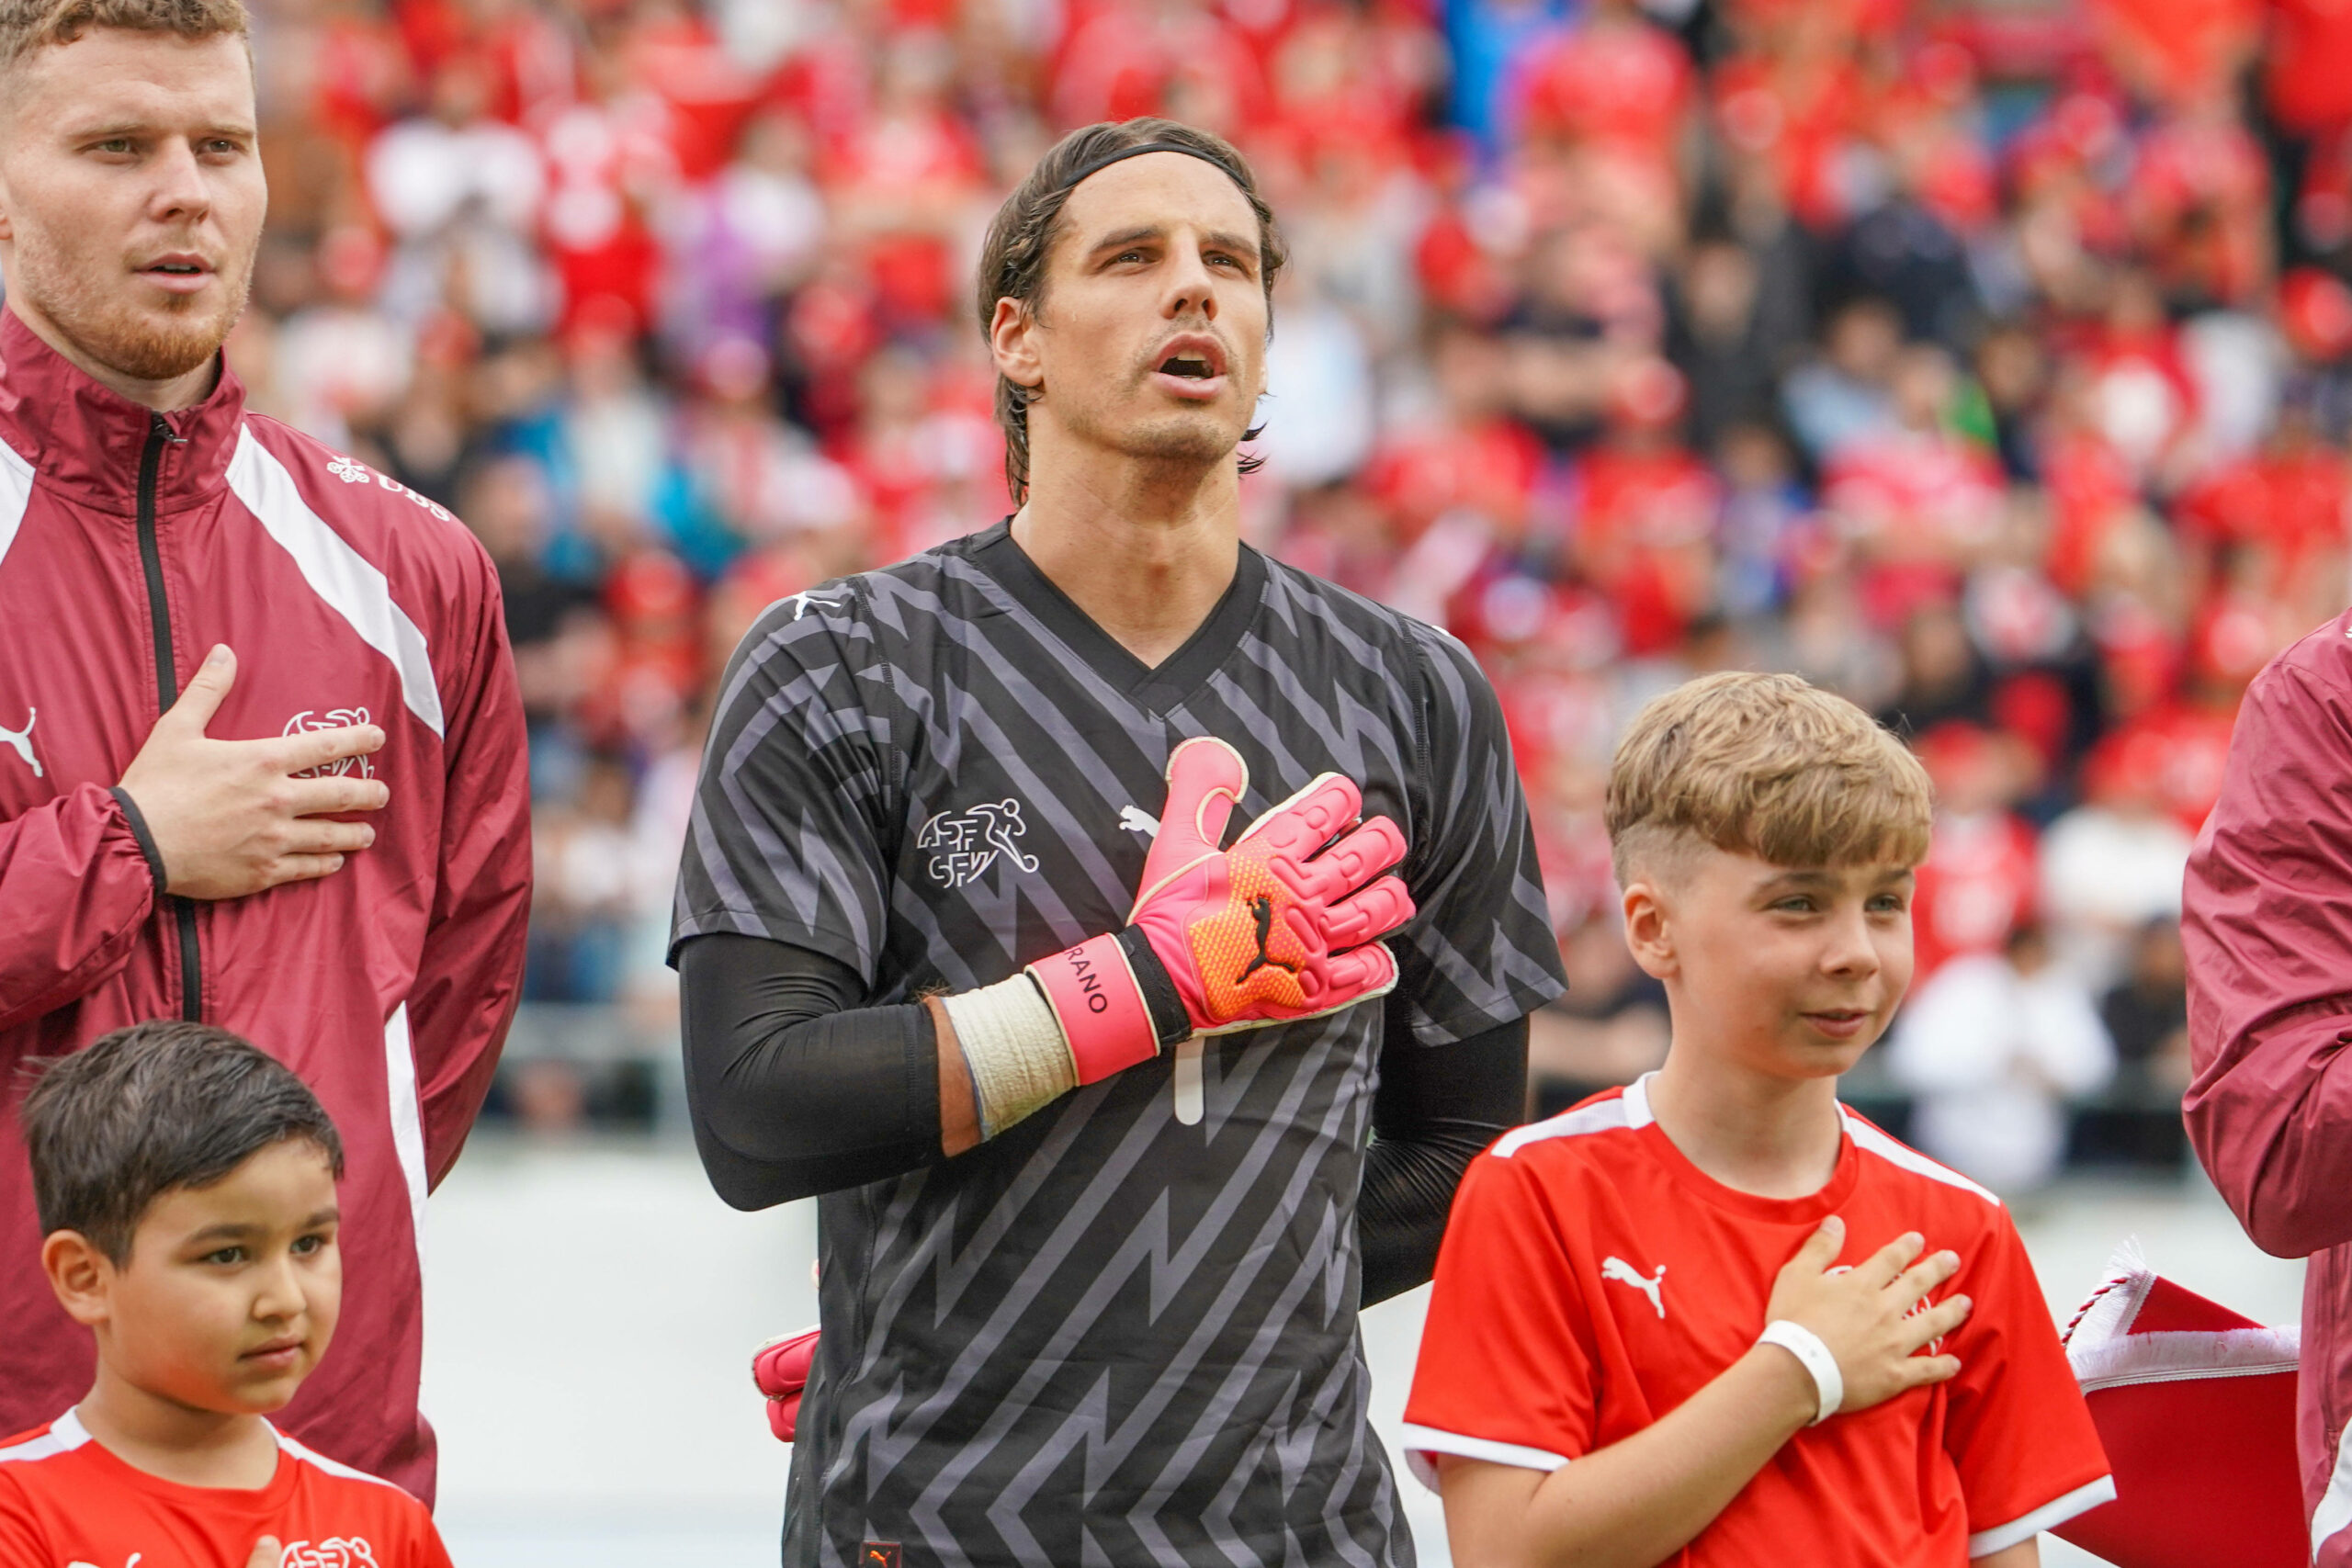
[231,0,2352,1096]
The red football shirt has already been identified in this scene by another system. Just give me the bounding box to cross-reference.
[1403,1076,2113,1564]
[0,1411,452,1568]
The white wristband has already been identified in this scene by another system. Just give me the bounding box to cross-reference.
[1757,1320,1843,1426]
[941,974,1075,1140]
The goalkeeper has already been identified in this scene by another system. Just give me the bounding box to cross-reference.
[672,117,1566,1568]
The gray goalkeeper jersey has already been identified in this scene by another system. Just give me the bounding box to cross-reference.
[674,522,1566,1568]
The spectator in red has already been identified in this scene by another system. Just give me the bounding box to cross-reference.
[2077,266,2204,490]
[535,41,678,338]
[1049,0,1268,134]
[823,34,985,331]
[2088,0,2257,108]
[2128,91,2272,307]
[1515,0,1693,183]
[1908,721,2042,981]
[2041,728,2196,988]
[1570,358,1721,656]
[839,344,1006,565]
[1823,343,2005,619]
[2177,395,2352,613]
[1708,3,1874,231]
[2267,3,2352,263]
[1364,323,1544,552]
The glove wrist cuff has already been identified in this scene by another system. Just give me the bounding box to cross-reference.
[1027,932,1159,1083]
[1114,927,1194,1048]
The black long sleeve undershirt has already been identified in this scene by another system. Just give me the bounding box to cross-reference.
[675,932,1527,1303]
[1359,995,1526,1303]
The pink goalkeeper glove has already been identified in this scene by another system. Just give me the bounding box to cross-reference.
[1026,737,1414,1084]
[752,1325,819,1443]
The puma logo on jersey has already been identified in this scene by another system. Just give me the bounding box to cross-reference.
[1119,805,1159,837]
[918,800,1040,887]
[0,706,37,778]
[1236,894,1300,986]
[1602,1256,1667,1318]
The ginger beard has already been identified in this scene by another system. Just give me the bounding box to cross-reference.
[11,221,251,382]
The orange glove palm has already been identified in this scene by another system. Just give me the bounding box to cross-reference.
[1029,737,1414,1081]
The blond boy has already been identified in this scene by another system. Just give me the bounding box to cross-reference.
[1402,671,2112,1567]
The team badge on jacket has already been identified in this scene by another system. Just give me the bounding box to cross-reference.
[918,800,1039,887]
[284,708,376,779]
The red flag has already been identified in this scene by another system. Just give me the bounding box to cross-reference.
[2053,1244,2303,1567]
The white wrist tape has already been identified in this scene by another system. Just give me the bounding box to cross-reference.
[941,975,1076,1140]
[1757,1320,1844,1426]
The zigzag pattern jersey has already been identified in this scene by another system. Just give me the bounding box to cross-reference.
[674,522,1566,1568]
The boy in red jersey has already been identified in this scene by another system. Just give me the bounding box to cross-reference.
[1404,671,2113,1567]
[0,1021,450,1568]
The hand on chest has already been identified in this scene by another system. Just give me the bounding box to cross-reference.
[1586,1220,1962,1408]
[905,740,1409,942]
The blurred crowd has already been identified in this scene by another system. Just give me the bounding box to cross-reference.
[236,0,2335,1180]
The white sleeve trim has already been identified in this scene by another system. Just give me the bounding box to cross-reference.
[1967,1474,2117,1556]
[271,1424,412,1493]
[1398,1423,1571,1491]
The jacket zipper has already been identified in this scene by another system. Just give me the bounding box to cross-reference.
[135,412,201,1022]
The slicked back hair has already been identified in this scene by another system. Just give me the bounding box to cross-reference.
[0,0,248,79]
[1607,671,1934,888]
[974,117,1286,503]
[20,1021,343,1265]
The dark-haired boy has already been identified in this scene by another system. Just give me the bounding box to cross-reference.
[1405,672,2112,1566]
[0,1021,452,1567]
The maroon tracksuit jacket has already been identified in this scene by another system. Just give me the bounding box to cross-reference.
[0,310,530,1503]
[2187,604,2352,1565]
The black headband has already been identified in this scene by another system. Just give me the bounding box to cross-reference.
[1055,140,1250,197]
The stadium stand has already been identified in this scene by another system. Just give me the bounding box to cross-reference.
[256,0,2317,1185]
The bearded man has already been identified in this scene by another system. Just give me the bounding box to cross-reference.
[0,0,531,1503]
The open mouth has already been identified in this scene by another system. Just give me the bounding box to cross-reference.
[1151,334,1228,389]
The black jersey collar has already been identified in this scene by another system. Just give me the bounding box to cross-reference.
[968,518,1266,711]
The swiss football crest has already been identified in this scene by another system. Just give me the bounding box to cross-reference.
[285,707,377,779]
[918,799,1040,887]
[279,1540,380,1568]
